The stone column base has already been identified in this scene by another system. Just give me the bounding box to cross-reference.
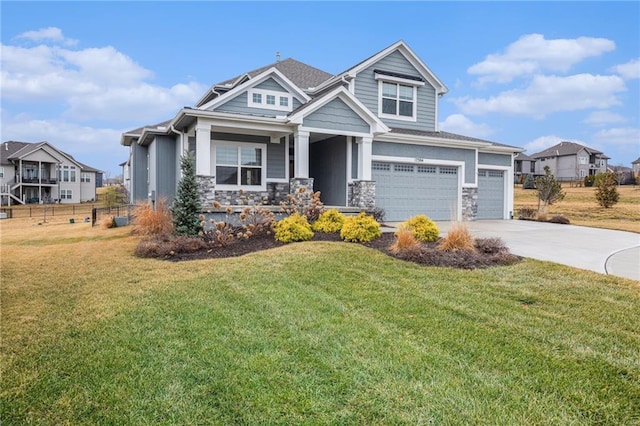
[196,175,216,208]
[462,187,478,221]
[348,180,376,209]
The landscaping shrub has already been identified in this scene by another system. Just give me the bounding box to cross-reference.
[438,222,475,252]
[102,215,116,229]
[584,175,596,187]
[474,237,508,255]
[522,174,536,189]
[135,234,207,258]
[131,198,174,236]
[238,205,276,238]
[366,207,386,224]
[172,154,202,236]
[274,213,314,243]
[389,227,420,255]
[518,207,537,220]
[340,212,381,243]
[549,215,571,224]
[280,188,325,223]
[398,214,439,242]
[311,209,345,233]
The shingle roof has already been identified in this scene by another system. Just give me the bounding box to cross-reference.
[123,119,172,136]
[216,58,333,91]
[514,152,534,161]
[531,141,604,159]
[1,141,32,163]
[390,128,520,150]
[632,157,640,164]
[0,140,100,172]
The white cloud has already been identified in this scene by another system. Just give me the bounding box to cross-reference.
[14,27,78,46]
[0,42,206,122]
[583,111,626,126]
[455,74,626,118]
[610,59,640,80]
[439,114,494,138]
[592,127,640,147]
[468,34,616,83]
[522,135,584,155]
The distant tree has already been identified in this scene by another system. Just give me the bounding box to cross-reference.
[594,172,619,208]
[535,166,565,213]
[171,154,202,236]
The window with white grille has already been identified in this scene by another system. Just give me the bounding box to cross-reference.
[394,164,415,173]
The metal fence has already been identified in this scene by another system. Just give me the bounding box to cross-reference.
[91,204,133,227]
[0,204,98,220]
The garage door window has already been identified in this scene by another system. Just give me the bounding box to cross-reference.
[418,166,436,173]
[372,162,390,171]
[394,164,414,173]
[440,167,458,175]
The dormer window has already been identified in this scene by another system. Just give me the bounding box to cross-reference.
[248,88,293,112]
[375,71,424,122]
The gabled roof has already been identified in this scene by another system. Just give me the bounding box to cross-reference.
[388,128,521,151]
[121,120,172,146]
[1,140,101,172]
[196,58,333,107]
[531,141,605,159]
[514,152,535,161]
[311,40,449,96]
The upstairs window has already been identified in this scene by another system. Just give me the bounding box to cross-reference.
[375,72,424,122]
[248,88,293,112]
[81,173,91,183]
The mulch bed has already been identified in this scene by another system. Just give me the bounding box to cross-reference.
[151,230,520,270]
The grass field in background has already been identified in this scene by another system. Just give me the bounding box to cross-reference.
[2,218,638,424]
[514,184,640,233]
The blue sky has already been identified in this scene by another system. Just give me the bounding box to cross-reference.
[1,1,638,177]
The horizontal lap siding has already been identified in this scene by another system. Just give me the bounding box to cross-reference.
[478,153,512,167]
[354,50,436,132]
[373,141,475,184]
[213,78,303,116]
[303,98,370,133]
[255,79,287,92]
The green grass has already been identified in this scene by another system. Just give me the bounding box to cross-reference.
[2,227,639,425]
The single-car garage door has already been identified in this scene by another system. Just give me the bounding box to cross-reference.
[373,162,459,221]
[477,169,505,219]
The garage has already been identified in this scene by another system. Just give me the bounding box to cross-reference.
[477,169,505,219]
[372,162,459,221]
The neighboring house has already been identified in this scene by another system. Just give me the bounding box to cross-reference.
[531,141,609,181]
[121,41,523,221]
[513,152,536,183]
[610,165,635,185]
[0,141,101,205]
[632,157,640,180]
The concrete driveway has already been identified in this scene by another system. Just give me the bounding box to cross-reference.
[384,220,640,281]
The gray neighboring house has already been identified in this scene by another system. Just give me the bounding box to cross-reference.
[632,157,640,180]
[513,152,536,183]
[531,141,609,181]
[0,141,101,205]
[121,40,523,221]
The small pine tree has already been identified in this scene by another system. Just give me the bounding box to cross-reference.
[172,154,202,236]
[594,172,619,208]
[523,174,536,189]
[535,166,565,213]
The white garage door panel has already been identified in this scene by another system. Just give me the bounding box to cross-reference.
[477,169,505,219]
[373,162,458,221]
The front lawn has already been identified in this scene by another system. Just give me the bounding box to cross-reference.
[2,219,639,424]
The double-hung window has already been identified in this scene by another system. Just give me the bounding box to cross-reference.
[376,72,423,122]
[215,142,266,190]
[60,189,72,200]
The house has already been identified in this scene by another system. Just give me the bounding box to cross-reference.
[632,157,640,180]
[121,41,523,221]
[513,152,536,183]
[530,141,609,182]
[0,141,101,205]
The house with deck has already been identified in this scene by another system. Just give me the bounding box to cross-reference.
[530,141,609,182]
[0,141,101,205]
[121,41,523,221]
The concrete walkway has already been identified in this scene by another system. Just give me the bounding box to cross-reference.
[383,220,639,281]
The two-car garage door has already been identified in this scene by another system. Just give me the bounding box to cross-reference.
[373,162,459,221]
[373,162,506,221]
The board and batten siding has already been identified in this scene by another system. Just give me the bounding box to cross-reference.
[478,152,512,167]
[354,50,437,132]
[373,141,476,184]
[303,98,370,133]
[309,136,347,206]
[131,143,148,202]
[155,136,177,201]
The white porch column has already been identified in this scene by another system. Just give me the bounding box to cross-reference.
[195,124,211,175]
[356,136,373,180]
[294,129,310,178]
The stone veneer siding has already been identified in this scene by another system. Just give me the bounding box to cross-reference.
[196,176,290,208]
[348,180,376,209]
[196,175,216,207]
[462,187,478,221]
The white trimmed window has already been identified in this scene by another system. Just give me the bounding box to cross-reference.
[60,189,73,200]
[247,88,293,112]
[214,142,266,190]
[81,172,91,183]
[60,165,77,182]
[375,73,423,122]
[579,156,587,164]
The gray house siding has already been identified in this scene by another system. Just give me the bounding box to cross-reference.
[310,136,347,206]
[211,132,269,144]
[354,50,437,132]
[255,78,287,92]
[155,136,177,201]
[373,141,476,184]
[131,143,148,202]
[148,140,157,197]
[267,137,286,180]
[212,77,303,117]
[351,139,358,180]
[303,98,370,133]
[478,152,512,167]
